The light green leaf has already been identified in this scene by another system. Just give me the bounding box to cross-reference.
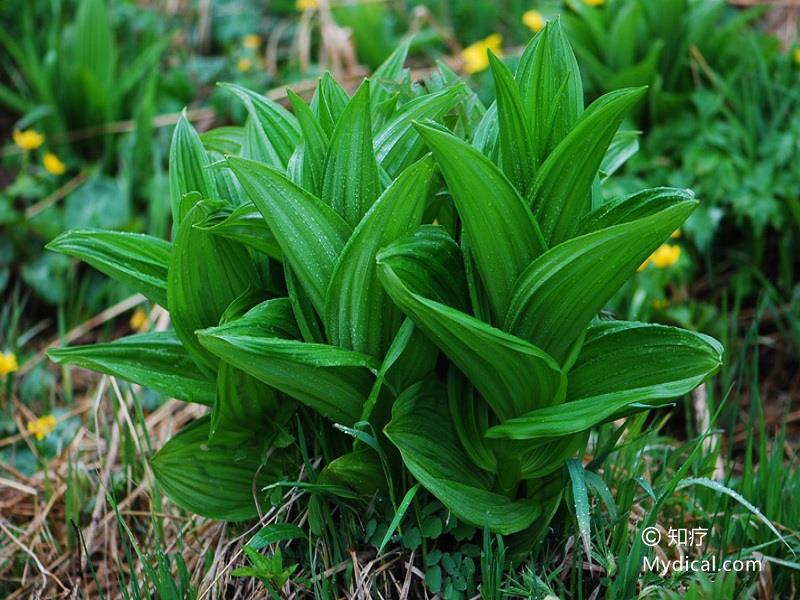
[528,86,647,246]
[505,200,697,363]
[488,52,535,193]
[370,37,411,107]
[578,187,694,234]
[167,199,258,375]
[48,331,215,405]
[415,122,545,321]
[287,89,329,196]
[224,156,351,316]
[196,202,283,261]
[311,72,349,136]
[321,80,380,227]
[220,83,300,168]
[168,112,217,223]
[47,228,170,307]
[325,157,434,357]
[516,19,583,161]
[384,381,542,534]
[151,417,279,521]
[378,252,564,421]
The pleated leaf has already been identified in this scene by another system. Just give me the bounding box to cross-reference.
[528,86,647,246]
[378,253,565,421]
[48,331,215,405]
[47,228,170,308]
[505,200,698,363]
[311,72,349,136]
[578,187,694,235]
[374,83,467,176]
[225,156,351,316]
[325,157,434,357]
[167,199,258,376]
[384,381,542,534]
[196,202,283,261]
[220,82,300,168]
[168,112,217,223]
[415,122,545,321]
[151,417,280,521]
[199,318,377,425]
[321,81,380,227]
[488,52,535,193]
[515,19,583,161]
[287,89,329,196]
[566,320,724,401]
[370,37,411,108]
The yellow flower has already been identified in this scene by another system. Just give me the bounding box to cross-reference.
[27,414,57,441]
[296,0,318,10]
[130,308,150,332]
[793,48,800,66]
[522,10,546,33]
[652,298,670,310]
[461,33,503,74]
[670,229,681,239]
[43,152,66,175]
[243,34,262,49]
[0,351,18,376]
[639,244,681,271]
[584,0,604,5]
[237,58,252,72]
[13,129,44,151]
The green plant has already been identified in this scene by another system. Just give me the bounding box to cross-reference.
[47,21,722,552]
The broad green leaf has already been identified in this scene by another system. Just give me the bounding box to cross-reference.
[321,80,380,227]
[415,123,545,321]
[200,126,243,155]
[241,114,280,166]
[320,449,388,496]
[47,228,170,307]
[311,72,349,135]
[505,200,697,363]
[48,331,214,405]
[199,315,377,425]
[196,202,283,260]
[375,225,468,312]
[287,89,329,196]
[578,187,694,234]
[220,83,301,168]
[516,19,583,160]
[225,156,351,316]
[528,86,647,246]
[488,52,535,193]
[378,253,564,421]
[384,381,542,534]
[168,112,217,223]
[325,157,434,357]
[566,320,724,400]
[151,417,279,521]
[374,83,467,176]
[168,199,258,375]
[447,368,495,472]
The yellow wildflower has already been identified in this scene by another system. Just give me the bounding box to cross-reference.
[43,152,66,175]
[13,129,44,151]
[27,414,57,441]
[584,0,604,5]
[237,58,252,72]
[793,48,800,66]
[639,244,681,271]
[652,298,670,310]
[130,308,150,332]
[243,34,262,49]
[0,351,18,376]
[670,229,681,239]
[461,34,503,75]
[522,10,546,33]
[296,0,318,10]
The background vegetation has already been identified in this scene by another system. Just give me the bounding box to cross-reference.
[1,0,798,597]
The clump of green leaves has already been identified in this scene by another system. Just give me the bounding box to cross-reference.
[47,22,722,547]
